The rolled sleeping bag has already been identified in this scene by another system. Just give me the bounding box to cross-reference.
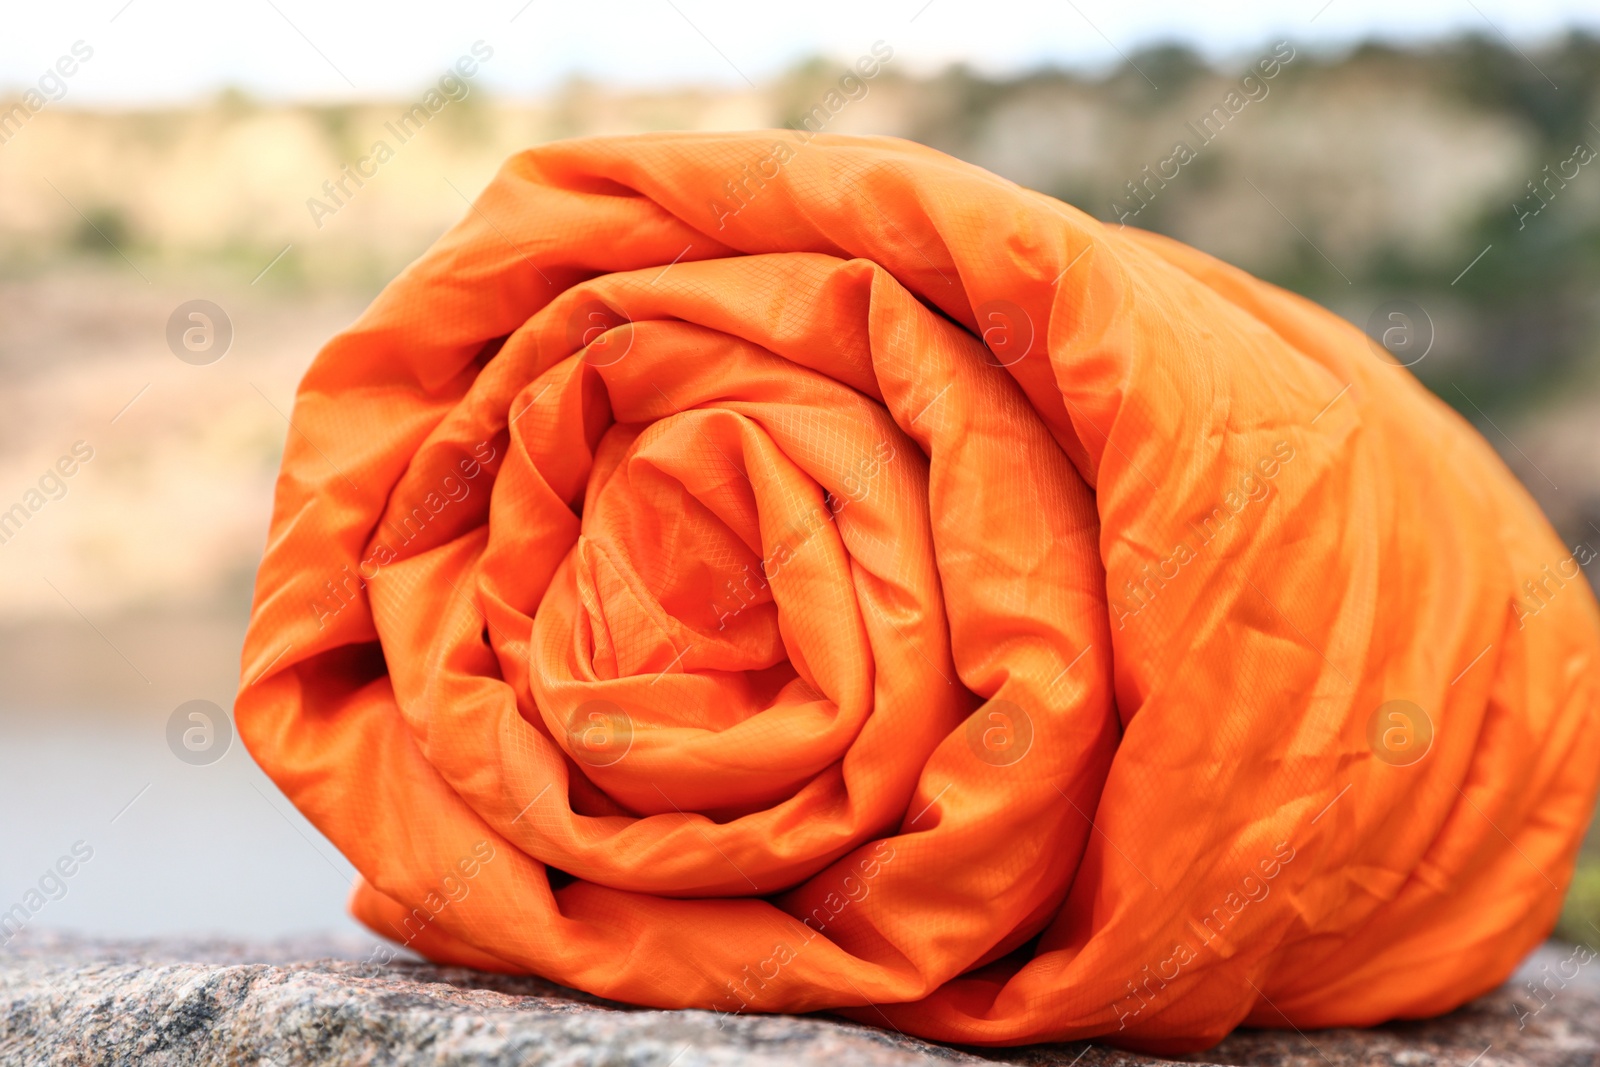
[237,131,1600,1052]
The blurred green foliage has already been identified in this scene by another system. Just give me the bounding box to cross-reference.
[1557,859,1600,946]
[854,31,1600,422]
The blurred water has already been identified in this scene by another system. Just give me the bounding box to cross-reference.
[0,705,365,941]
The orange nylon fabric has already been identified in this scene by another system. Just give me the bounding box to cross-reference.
[238,131,1600,1052]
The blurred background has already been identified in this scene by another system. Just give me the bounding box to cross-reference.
[4,0,1600,946]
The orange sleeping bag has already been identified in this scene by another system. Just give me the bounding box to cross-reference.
[237,131,1600,1052]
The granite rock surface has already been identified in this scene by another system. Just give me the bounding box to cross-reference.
[2,933,1595,1066]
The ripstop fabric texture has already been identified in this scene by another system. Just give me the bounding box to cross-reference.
[237,131,1600,1052]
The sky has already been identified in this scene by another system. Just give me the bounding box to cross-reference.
[2,0,1598,105]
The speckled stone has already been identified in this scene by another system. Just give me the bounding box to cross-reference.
[1,933,1595,1066]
